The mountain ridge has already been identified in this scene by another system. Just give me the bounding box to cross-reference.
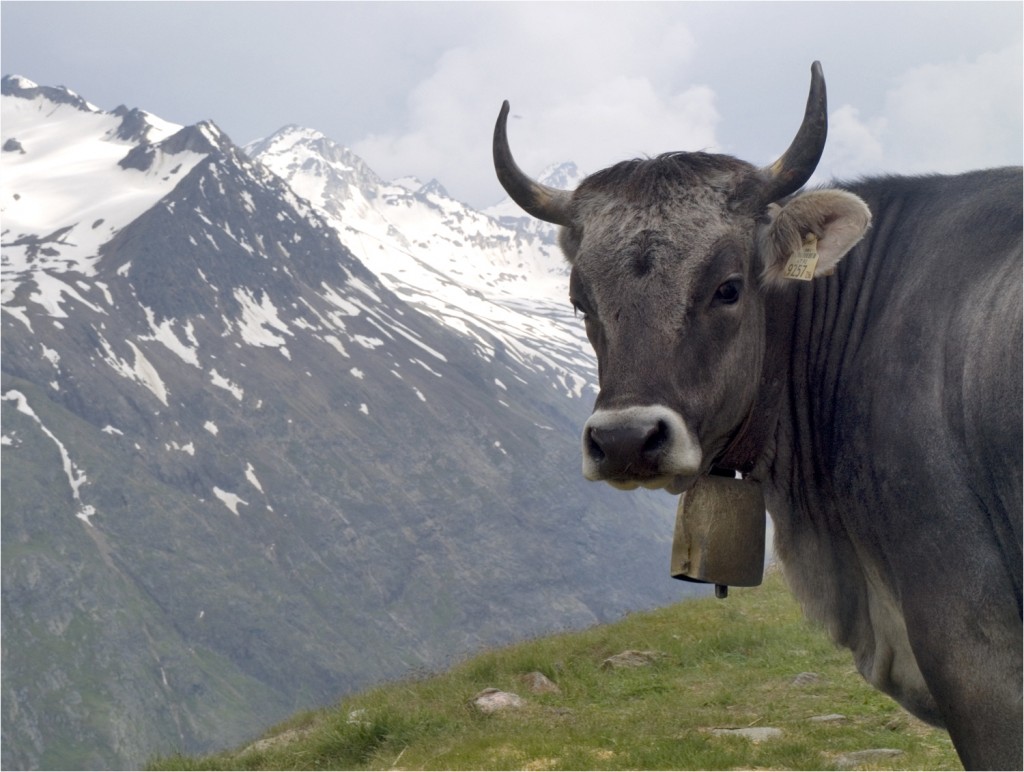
[247,124,593,401]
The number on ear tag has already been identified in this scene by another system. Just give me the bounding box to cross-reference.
[782,234,819,281]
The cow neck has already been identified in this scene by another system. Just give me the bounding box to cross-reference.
[715,300,789,476]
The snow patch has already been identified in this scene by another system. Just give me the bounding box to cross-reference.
[233,287,293,348]
[318,283,362,317]
[212,486,247,516]
[97,336,169,405]
[2,306,33,331]
[245,462,264,493]
[353,335,384,350]
[26,272,103,318]
[94,281,113,306]
[385,321,447,362]
[323,334,349,357]
[140,307,200,367]
[347,276,382,303]
[209,369,243,401]
[411,358,444,377]
[128,342,168,404]
[2,390,95,525]
[41,345,60,367]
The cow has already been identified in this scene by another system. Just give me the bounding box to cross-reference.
[492,62,1022,770]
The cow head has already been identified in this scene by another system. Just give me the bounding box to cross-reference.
[494,62,870,494]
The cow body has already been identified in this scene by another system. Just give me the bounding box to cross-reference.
[763,169,1022,768]
[493,64,1022,769]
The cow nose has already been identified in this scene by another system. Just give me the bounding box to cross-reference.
[581,405,702,486]
[585,421,669,469]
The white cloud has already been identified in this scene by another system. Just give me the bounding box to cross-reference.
[819,105,887,182]
[819,43,1022,183]
[355,11,1020,207]
[352,7,716,207]
[881,43,1022,174]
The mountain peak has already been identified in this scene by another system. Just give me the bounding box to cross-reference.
[390,175,424,193]
[112,105,154,142]
[416,178,450,199]
[1,74,38,91]
[1,73,98,113]
[117,121,225,172]
[244,125,331,161]
[1,84,214,308]
[279,124,327,142]
[539,161,585,190]
[246,126,383,192]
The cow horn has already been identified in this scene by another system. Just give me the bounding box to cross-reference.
[493,100,574,226]
[759,61,828,204]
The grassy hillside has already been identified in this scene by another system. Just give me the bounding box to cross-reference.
[150,569,958,770]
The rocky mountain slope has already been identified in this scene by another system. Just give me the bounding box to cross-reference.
[246,126,590,400]
[0,76,694,770]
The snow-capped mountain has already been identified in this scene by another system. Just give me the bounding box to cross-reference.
[247,127,593,399]
[1,76,693,770]
[2,76,210,314]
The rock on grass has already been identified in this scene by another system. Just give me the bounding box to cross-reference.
[471,688,525,714]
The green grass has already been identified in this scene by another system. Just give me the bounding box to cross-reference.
[149,569,958,770]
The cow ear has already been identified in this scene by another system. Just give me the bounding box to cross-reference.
[759,189,871,287]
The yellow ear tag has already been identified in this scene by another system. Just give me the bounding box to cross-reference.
[782,233,819,281]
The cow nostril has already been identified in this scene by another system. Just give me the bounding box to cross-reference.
[641,420,670,458]
[585,427,606,462]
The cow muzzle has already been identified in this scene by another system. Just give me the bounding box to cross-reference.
[581,406,702,494]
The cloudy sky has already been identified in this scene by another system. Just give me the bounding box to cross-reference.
[3,2,1021,209]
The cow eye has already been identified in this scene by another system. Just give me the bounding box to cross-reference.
[714,278,743,305]
[570,298,588,319]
